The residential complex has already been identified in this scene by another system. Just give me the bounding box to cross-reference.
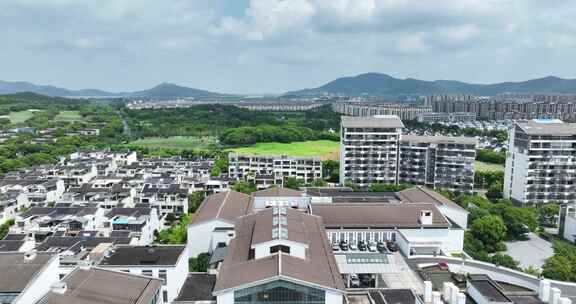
[504,119,576,206]
[428,93,576,122]
[416,112,476,123]
[333,102,432,121]
[399,135,476,192]
[228,153,322,188]
[340,115,477,192]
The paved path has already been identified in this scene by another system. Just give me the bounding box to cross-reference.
[505,233,554,269]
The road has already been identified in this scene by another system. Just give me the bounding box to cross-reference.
[116,111,131,138]
[505,233,554,269]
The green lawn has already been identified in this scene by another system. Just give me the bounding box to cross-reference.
[130,136,218,150]
[9,110,35,123]
[475,161,504,172]
[228,140,340,160]
[55,110,83,122]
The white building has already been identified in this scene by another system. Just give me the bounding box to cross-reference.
[341,115,476,191]
[340,115,404,187]
[102,207,161,245]
[0,251,59,304]
[97,245,188,304]
[504,119,576,206]
[560,204,576,244]
[228,153,322,187]
[212,208,346,304]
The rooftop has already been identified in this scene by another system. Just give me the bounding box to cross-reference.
[342,115,405,129]
[173,273,216,303]
[516,120,576,136]
[0,252,56,293]
[37,267,162,304]
[401,134,477,145]
[191,190,251,225]
[98,245,186,267]
[311,203,450,229]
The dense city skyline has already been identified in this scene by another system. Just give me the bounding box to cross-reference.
[1,0,576,94]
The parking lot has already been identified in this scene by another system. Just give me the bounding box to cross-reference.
[505,233,554,269]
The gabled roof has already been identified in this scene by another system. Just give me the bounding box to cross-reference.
[213,209,344,293]
[98,245,186,267]
[0,252,56,293]
[37,267,162,304]
[398,186,467,212]
[191,190,251,225]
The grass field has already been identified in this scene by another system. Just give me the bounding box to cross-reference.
[9,110,35,123]
[228,140,339,160]
[130,136,218,150]
[475,161,504,172]
[55,110,83,122]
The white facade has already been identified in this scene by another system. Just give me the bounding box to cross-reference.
[505,120,576,206]
[12,253,60,304]
[99,248,188,304]
[188,219,235,257]
[398,228,465,256]
[229,153,322,185]
[563,213,576,243]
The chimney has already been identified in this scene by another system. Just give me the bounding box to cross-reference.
[550,288,561,304]
[539,280,551,302]
[450,285,459,304]
[78,260,93,270]
[24,250,37,261]
[457,292,466,304]
[51,282,67,295]
[432,291,442,304]
[559,298,572,304]
[420,210,433,225]
[424,281,433,303]
[443,282,453,303]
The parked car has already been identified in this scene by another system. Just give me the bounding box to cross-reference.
[349,242,358,251]
[387,241,398,252]
[340,241,349,251]
[350,274,360,288]
[368,242,377,252]
[358,241,367,251]
[437,262,449,270]
[376,242,387,253]
[332,243,340,252]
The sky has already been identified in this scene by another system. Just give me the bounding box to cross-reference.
[1,0,575,94]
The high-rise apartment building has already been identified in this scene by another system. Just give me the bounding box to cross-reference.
[340,116,403,187]
[399,135,476,192]
[504,119,576,206]
[340,115,476,192]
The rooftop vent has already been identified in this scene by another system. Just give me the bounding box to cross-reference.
[51,282,67,295]
[24,250,37,261]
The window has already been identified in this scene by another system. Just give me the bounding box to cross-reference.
[159,270,167,285]
[235,280,325,304]
[270,245,290,254]
[163,290,168,303]
[142,270,153,277]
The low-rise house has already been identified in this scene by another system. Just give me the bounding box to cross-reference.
[14,207,105,240]
[0,192,23,225]
[98,245,188,304]
[0,178,64,205]
[136,178,188,216]
[101,207,160,245]
[35,236,132,278]
[188,191,251,257]
[36,267,163,304]
[0,251,59,304]
[181,176,230,194]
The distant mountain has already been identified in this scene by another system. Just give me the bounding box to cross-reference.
[0,80,228,99]
[285,73,576,97]
[130,83,227,99]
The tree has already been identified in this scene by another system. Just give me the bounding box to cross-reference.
[189,252,211,272]
[284,177,303,190]
[322,160,339,183]
[542,255,575,282]
[539,203,560,227]
[232,181,257,194]
[188,191,206,214]
[490,254,520,270]
[211,157,229,177]
[310,179,327,187]
[486,182,503,201]
[470,215,507,251]
[0,219,15,240]
[489,202,537,239]
[344,181,360,192]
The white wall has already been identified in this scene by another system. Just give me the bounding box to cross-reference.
[187,220,234,257]
[563,215,576,243]
[398,228,465,255]
[14,254,60,304]
[326,289,344,304]
[217,291,234,304]
[438,205,468,229]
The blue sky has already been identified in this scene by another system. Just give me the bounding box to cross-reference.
[0,0,575,94]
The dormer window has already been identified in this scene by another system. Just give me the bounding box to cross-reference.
[270,245,290,254]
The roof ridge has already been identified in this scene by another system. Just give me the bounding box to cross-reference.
[215,190,233,219]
